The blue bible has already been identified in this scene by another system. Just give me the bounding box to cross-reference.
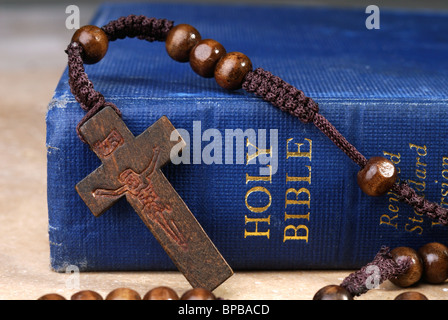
[46,3,448,271]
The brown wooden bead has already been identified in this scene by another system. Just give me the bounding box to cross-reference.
[418,242,448,284]
[142,286,179,300]
[165,24,201,62]
[394,291,428,300]
[71,290,103,300]
[105,288,142,300]
[312,285,353,300]
[189,39,226,78]
[390,247,423,287]
[180,288,216,300]
[71,25,109,64]
[214,52,252,90]
[357,156,398,196]
[37,293,66,300]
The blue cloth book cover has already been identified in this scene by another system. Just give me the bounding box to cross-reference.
[46,3,448,271]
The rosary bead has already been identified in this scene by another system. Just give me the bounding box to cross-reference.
[71,290,103,300]
[105,287,142,300]
[389,247,423,287]
[357,156,398,196]
[165,24,202,62]
[312,285,353,300]
[37,293,66,300]
[189,39,226,78]
[394,291,428,300]
[418,242,448,284]
[143,286,179,300]
[180,288,216,300]
[71,25,109,64]
[214,52,252,90]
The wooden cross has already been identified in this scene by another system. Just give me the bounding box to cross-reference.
[75,106,233,291]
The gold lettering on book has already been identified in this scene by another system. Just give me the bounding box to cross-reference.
[283,138,312,243]
[405,143,427,234]
[283,225,309,242]
[243,138,274,239]
[246,165,272,183]
[244,216,271,238]
[286,166,311,184]
[245,186,272,213]
[382,145,428,235]
[381,151,401,230]
[441,157,448,200]
[243,137,313,242]
[439,157,448,226]
[246,139,272,163]
[285,188,311,208]
[286,138,312,160]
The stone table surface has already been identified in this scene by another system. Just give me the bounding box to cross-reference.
[0,2,447,301]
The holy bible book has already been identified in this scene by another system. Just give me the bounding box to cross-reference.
[46,3,448,271]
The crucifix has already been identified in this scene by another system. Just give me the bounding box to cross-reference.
[75,106,233,291]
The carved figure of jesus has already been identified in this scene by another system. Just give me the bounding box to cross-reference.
[93,147,187,248]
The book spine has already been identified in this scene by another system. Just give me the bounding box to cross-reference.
[46,94,448,271]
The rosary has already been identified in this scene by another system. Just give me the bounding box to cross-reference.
[59,15,448,300]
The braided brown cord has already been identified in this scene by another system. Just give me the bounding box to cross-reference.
[66,42,106,112]
[340,247,411,297]
[392,182,448,226]
[242,68,367,167]
[313,113,367,168]
[101,15,173,42]
[242,67,319,124]
[66,42,122,144]
[66,16,173,143]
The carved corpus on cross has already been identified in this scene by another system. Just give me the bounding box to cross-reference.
[75,106,233,291]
